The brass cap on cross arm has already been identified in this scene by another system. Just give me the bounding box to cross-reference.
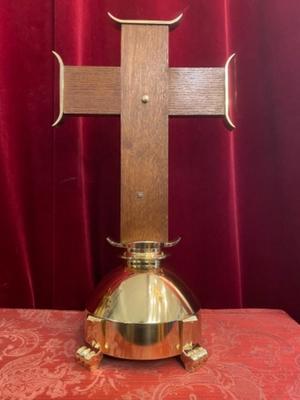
[107,12,183,26]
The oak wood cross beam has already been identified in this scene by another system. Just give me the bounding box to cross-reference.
[53,13,235,244]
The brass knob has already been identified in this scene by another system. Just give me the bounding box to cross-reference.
[141,95,149,103]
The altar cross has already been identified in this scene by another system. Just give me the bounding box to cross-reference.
[53,13,235,244]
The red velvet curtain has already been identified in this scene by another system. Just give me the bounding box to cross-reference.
[1,1,300,321]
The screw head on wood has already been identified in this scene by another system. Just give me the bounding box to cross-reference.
[141,95,149,103]
[136,191,144,199]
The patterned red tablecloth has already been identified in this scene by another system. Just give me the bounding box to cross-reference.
[0,308,299,399]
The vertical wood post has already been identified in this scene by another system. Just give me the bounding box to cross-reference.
[121,25,169,243]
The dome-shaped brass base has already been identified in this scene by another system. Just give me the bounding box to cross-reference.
[76,241,208,371]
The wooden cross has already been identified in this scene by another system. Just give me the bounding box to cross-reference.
[53,13,235,244]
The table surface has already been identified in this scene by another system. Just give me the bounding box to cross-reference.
[0,308,299,400]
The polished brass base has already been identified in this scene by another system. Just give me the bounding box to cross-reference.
[76,241,207,371]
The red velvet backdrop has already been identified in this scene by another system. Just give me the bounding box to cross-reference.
[1,1,300,321]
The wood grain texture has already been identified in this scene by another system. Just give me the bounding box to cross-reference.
[64,66,120,114]
[168,68,225,115]
[121,25,169,243]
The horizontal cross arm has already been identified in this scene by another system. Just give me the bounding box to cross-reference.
[168,67,225,115]
[168,54,235,128]
[52,52,120,126]
[64,66,120,115]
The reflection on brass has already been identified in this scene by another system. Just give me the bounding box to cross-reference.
[106,237,181,249]
[75,344,103,371]
[141,95,149,103]
[108,12,183,26]
[180,343,208,372]
[106,237,126,248]
[164,237,181,247]
[122,241,167,269]
[224,53,236,129]
[52,51,64,127]
[90,243,198,322]
[83,315,183,359]
[76,241,206,368]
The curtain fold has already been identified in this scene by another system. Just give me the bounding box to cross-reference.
[0,0,299,321]
[0,1,54,308]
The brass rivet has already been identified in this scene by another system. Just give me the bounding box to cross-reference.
[141,95,149,103]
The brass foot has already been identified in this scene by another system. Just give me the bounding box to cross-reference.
[76,343,103,371]
[180,343,208,372]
